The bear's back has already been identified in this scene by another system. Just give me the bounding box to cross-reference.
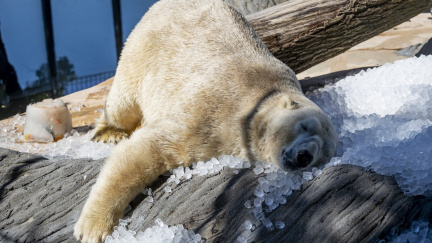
[113,0,300,124]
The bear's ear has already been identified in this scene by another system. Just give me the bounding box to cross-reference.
[278,96,300,110]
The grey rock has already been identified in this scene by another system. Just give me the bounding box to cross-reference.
[396,43,423,57]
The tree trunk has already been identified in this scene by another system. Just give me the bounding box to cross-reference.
[246,0,432,73]
[0,22,21,95]
[1,148,432,242]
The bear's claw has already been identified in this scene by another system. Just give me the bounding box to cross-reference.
[92,126,129,144]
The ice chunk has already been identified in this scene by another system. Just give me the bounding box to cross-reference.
[184,167,192,179]
[168,175,176,184]
[254,197,263,207]
[145,196,153,203]
[262,218,274,231]
[266,172,278,181]
[173,166,185,178]
[265,196,273,206]
[205,161,214,169]
[275,196,287,205]
[275,221,285,229]
[242,161,251,168]
[253,165,264,175]
[244,220,253,230]
[155,218,164,227]
[312,167,323,177]
[254,188,264,198]
[258,177,268,184]
[302,171,313,180]
[24,99,72,142]
[244,200,252,208]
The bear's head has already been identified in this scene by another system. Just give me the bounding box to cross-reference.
[250,94,338,172]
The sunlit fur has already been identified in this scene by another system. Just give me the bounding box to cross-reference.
[74,0,337,242]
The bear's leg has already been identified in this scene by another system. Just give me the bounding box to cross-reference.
[92,99,142,144]
[75,127,180,243]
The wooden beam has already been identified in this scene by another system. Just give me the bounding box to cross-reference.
[246,0,432,73]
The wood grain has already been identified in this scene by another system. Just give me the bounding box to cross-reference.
[247,0,432,72]
[1,148,431,242]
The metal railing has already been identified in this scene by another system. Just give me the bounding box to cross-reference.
[63,71,115,95]
[23,70,115,97]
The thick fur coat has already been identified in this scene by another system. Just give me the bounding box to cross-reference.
[74,0,338,242]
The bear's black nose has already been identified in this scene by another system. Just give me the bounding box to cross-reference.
[296,150,313,168]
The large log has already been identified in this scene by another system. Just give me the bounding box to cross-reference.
[1,148,432,242]
[246,0,432,73]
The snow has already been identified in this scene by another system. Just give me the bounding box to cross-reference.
[0,56,431,242]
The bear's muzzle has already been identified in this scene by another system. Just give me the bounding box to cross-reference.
[280,135,322,171]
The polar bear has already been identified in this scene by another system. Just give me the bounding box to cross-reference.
[74,0,338,242]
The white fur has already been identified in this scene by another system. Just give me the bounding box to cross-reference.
[74,0,337,242]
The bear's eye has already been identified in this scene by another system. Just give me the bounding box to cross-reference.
[297,118,319,135]
[301,123,308,131]
[290,100,300,110]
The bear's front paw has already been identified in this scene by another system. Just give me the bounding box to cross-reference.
[92,125,129,144]
[74,209,119,243]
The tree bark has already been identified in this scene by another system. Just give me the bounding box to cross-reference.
[1,148,432,242]
[246,0,432,73]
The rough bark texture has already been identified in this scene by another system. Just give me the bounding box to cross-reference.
[246,0,432,73]
[223,0,289,15]
[1,148,432,243]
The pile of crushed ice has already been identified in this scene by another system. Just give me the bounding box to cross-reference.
[307,55,432,197]
[0,114,113,160]
[105,218,201,243]
[306,55,432,243]
[387,221,432,243]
